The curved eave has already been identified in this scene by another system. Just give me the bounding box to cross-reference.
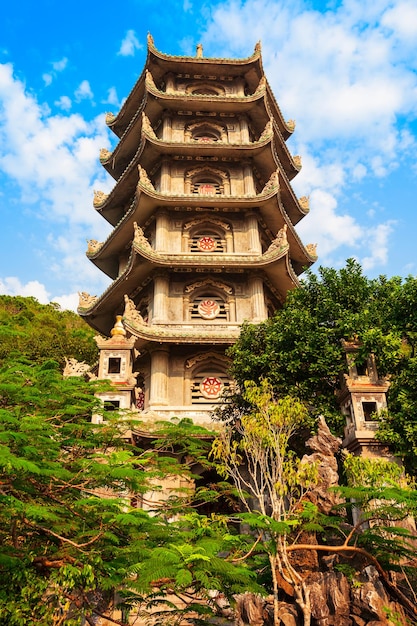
[93,183,314,273]
[265,84,294,140]
[123,320,241,346]
[271,129,300,182]
[147,39,264,92]
[79,247,298,338]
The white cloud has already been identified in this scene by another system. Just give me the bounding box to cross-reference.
[52,57,68,72]
[118,30,141,57]
[55,95,72,111]
[102,86,120,107]
[361,221,396,271]
[0,277,50,303]
[74,79,94,102]
[52,292,80,312]
[43,73,53,86]
[0,62,112,294]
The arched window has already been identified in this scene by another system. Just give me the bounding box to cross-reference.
[185,167,230,196]
[190,294,227,321]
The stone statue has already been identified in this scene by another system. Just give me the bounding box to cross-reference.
[93,190,108,208]
[78,292,98,308]
[137,165,155,190]
[299,196,310,211]
[262,170,279,194]
[293,155,302,169]
[267,224,288,252]
[63,357,91,378]
[99,148,112,162]
[145,69,156,90]
[86,239,103,255]
[123,294,144,325]
[306,243,318,257]
[196,43,203,59]
[133,222,152,251]
[141,112,156,139]
[105,112,116,125]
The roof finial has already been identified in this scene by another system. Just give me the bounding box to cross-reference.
[196,43,203,59]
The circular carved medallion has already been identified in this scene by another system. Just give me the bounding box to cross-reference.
[198,299,220,319]
[200,376,223,399]
[197,236,217,252]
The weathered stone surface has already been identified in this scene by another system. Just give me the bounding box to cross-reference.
[302,416,343,514]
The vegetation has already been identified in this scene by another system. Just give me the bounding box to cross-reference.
[2,262,417,626]
[228,259,417,473]
[0,295,98,367]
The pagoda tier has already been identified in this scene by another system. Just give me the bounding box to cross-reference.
[79,37,316,422]
[100,80,299,189]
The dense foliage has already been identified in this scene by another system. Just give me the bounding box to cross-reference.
[228,259,417,473]
[0,295,98,367]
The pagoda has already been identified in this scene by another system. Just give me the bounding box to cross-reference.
[78,35,316,424]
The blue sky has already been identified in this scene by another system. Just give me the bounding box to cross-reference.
[1,0,416,310]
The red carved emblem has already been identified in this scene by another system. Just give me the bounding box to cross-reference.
[199,183,216,195]
[198,299,220,319]
[197,236,217,252]
[200,376,223,399]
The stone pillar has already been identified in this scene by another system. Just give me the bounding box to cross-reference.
[225,230,233,252]
[246,213,261,253]
[243,161,255,195]
[249,274,267,322]
[149,347,170,406]
[155,210,169,251]
[165,73,175,95]
[239,116,250,143]
[152,272,169,323]
[162,112,172,141]
[160,159,170,193]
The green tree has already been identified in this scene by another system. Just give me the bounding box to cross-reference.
[0,356,261,625]
[212,382,417,625]
[0,295,98,367]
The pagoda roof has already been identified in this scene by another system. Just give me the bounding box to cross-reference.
[106,36,294,142]
[79,244,300,338]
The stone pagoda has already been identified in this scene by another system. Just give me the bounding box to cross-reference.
[78,35,316,425]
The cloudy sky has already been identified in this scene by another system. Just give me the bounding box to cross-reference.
[1,0,416,310]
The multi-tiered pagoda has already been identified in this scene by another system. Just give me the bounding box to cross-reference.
[78,35,316,424]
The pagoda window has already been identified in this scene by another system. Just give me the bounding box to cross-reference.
[362,401,378,422]
[192,180,222,196]
[108,357,121,374]
[104,399,120,411]
[185,121,227,143]
[190,232,225,253]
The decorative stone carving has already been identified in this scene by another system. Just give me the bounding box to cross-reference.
[99,148,112,162]
[262,170,279,194]
[267,224,288,252]
[255,76,266,93]
[198,299,220,319]
[141,112,157,139]
[145,69,156,90]
[63,357,91,378]
[259,119,273,142]
[185,277,233,295]
[299,196,310,211]
[133,222,152,251]
[185,351,230,368]
[105,112,116,125]
[78,292,98,308]
[123,294,145,325]
[200,376,223,399]
[86,239,103,255]
[137,165,155,190]
[254,41,262,53]
[306,243,318,258]
[286,119,296,131]
[110,315,126,337]
[184,217,230,231]
[147,33,155,48]
[93,190,109,208]
[196,43,203,59]
[293,155,302,169]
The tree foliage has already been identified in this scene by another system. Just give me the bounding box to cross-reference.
[228,260,417,471]
[0,295,98,367]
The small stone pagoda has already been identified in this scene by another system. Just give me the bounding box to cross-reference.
[78,35,316,424]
